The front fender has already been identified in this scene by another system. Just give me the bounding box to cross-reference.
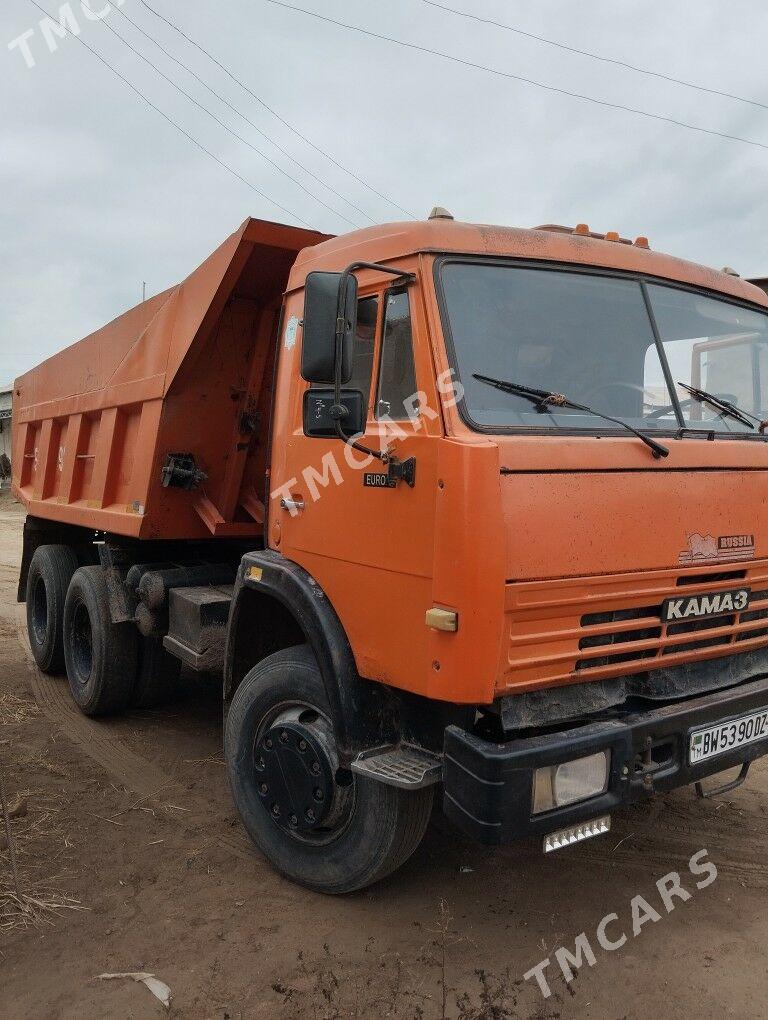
[224,549,397,760]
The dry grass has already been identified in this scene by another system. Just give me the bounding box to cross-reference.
[0,787,82,935]
[0,888,85,934]
[0,693,40,726]
[1,811,83,928]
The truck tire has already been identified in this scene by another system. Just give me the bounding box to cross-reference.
[26,544,80,674]
[131,636,182,709]
[225,645,433,894]
[63,566,139,716]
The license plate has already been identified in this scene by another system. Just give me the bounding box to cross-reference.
[690,708,768,764]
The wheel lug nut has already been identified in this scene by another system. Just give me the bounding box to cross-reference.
[259,783,268,795]
[298,739,307,751]
[289,814,298,826]
[280,730,289,743]
[265,737,273,749]
[271,803,280,817]
[313,788,324,801]
[311,762,321,775]
[306,808,315,822]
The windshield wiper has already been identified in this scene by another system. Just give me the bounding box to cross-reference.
[473,373,669,459]
[677,382,764,432]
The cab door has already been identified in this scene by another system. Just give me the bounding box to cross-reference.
[270,272,441,688]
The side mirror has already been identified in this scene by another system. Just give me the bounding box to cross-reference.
[303,388,365,438]
[300,271,358,384]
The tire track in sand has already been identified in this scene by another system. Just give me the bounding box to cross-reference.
[14,606,254,863]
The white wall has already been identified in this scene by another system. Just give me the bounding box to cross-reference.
[0,389,12,469]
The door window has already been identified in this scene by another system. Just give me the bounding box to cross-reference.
[311,295,379,415]
[376,290,418,420]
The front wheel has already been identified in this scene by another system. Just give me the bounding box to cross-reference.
[225,645,433,894]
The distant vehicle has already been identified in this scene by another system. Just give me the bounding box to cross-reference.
[12,213,768,891]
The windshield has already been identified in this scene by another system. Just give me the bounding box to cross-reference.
[439,260,768,436]
[647,284,768,431]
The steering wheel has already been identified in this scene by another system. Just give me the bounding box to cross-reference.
[584,381,658,406]
[647,397,689,419]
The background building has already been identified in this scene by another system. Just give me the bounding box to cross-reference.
[0,385,11,486]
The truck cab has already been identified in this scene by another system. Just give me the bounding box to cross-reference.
[14,212,768,891]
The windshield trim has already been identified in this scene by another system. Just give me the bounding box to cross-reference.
[433,254,768,441]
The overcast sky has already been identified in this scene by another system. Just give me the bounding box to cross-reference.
[2,0,768,386]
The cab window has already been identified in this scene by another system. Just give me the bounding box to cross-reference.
[375,290,418,420]
[347,296,379,405]
[311,295,378,415]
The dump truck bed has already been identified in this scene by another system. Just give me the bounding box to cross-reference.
[12,218,329,540]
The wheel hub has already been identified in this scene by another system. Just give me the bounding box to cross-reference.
[254,708,346,835]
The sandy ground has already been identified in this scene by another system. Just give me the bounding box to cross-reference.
[1,487,768,1019]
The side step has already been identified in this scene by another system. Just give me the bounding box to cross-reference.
[350,745,442,789]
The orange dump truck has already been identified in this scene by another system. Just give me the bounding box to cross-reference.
[13,212,768,891]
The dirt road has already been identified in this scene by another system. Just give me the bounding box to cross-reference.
[1,488,767,1019]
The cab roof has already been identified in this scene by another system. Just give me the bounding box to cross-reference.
[290,217,768,309]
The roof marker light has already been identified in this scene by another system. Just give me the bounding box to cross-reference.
[634,236,650,249]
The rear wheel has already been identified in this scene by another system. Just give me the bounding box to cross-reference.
[63,566,138,716]
[131,636,182,709]
[26,544,79,674]
[225,645,433,894]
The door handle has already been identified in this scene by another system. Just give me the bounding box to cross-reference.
[280,497,305,514]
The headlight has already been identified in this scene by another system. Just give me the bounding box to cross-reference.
[533,751,610,814]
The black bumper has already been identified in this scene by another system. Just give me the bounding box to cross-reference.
[443,674,768,845]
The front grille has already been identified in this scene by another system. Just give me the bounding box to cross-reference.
[676,569,746,587]
[573,575,768,673]
[582,605,658,626]
[503,559,768,695]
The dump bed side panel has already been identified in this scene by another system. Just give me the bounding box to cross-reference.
[12,218,330,539]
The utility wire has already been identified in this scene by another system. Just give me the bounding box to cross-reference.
[115,4,375,223]
[424,0,768,114]
[25,0,312,227]
[92,11,361,228]
[265,0,768,155]
[137,0,416,219]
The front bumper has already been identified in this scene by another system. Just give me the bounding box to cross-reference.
[443,674,768,845]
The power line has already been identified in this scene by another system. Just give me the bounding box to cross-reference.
[137,0,416,220]
[92,10,361,228]
[264,0,768,155]
[25,0,313,227]
[424,0,768,114]
[115,4,375,223]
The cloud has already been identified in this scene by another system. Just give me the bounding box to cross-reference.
[1,0,767,382]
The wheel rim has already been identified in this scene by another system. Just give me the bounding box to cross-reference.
[252,700,355,846]
[31,576,49,645]
[69,601,94,687]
